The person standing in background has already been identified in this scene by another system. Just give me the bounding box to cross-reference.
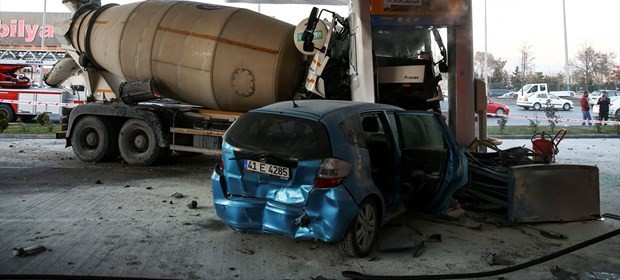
[580,91,592,126]
[597,91,611,125]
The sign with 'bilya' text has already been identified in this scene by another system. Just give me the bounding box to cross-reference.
[0,12,72,47]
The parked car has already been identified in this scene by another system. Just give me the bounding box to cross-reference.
[593,96,620,119]
[517,92,573,111]
[588,90,620,106]
[211,100,468,257]
[487,98,510,116]
[552,91,576,98]
[488,89,511,98]
[498,92,518,99]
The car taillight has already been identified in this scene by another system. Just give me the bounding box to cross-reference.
[216,156,224,174]
[314,158,352,189]
[524,97,528,102]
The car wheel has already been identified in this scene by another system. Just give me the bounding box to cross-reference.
[119,119,167,165]
[533,103,542,111]
[340,198,378,258]
[615,110,620,119]
[71,116,118,162]
[0,104,16,122]
[563,103,571,111]
[495,108,505,116]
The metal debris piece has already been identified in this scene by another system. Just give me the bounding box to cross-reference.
[525,225,567,240]
[95,180,103,184]
[13,245,47,257]
[123,185,130,188]
[236,249,254,255]
[170,192,184,198]
[146,187,153,190]
[187,200,198,209]
[412,241,425,258]
[426,234,442,242]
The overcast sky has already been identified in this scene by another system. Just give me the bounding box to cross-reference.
[1,0,619,75]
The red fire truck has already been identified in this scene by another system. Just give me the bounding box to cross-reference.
[0,64,84,122]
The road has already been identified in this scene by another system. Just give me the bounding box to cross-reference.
[441,98,592,126]
[0,138,618,279]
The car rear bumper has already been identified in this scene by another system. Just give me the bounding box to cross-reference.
[211,171,358,243]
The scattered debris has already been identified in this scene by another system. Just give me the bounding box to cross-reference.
[170,192,184,198]
[146,187,153,190]
[67,262,75,265]
[162,200,167,203]
[236,249,254,255]
[123,185,130,188]
[183,222,192,226]
[9,145,14,148]
[378,225,415,252]
[484,253,514,266]
[525,225,567,240]
[311,276,327,280]
[229,267,236,271]
[309,245,319,250]
[13,245,47,257]
[18,150,24,153]
[426,234,442,242]
[368,257,381,262]
[187,200,198,209]
[95,180,103,184]
[169,201,173,204]
[412,241,425,258]
[405,223,424,236]
[550,265,579,279]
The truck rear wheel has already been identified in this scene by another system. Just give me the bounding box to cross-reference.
[71,116,118,162]
[119,119,167,166]
[0,104,16,122]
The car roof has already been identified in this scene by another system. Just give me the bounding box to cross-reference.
[252,100,404,120]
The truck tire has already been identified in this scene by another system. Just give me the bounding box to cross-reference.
[119,119,167,166]
[0,104,16,122]
[71,116,119,162]
[340,198,378,257]
[533,103,542,111]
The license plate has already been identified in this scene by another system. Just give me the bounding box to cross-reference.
[244,160,290,179]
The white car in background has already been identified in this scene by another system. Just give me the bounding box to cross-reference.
[517,92,573,111]
[593,96,620,119]
[588,90,620,106]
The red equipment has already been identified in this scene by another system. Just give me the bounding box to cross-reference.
[0,64,33,89]
[531,129,567,163]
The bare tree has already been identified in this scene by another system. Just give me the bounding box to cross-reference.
[474,51,509,84]
[519,42,535,80]
[573,43,616,89]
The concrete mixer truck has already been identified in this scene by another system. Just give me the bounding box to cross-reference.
[49,0,454,165]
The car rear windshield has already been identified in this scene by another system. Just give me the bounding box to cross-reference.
[224,112,331,160]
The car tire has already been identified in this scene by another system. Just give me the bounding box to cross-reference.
[0,104,16,122]
[340,198,378,258]
[563,103,571,111]
[533,103,542,111]
[495,108,505,116]
[71,116,118,162]
[119,119,167,166]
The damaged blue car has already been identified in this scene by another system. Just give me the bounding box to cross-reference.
[211,100,468,257]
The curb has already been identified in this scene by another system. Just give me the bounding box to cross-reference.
[0,134,57,139]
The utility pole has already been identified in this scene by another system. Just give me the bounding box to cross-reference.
[484,0,488,94]
[562,0,570,90]
[38,0,47,87]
